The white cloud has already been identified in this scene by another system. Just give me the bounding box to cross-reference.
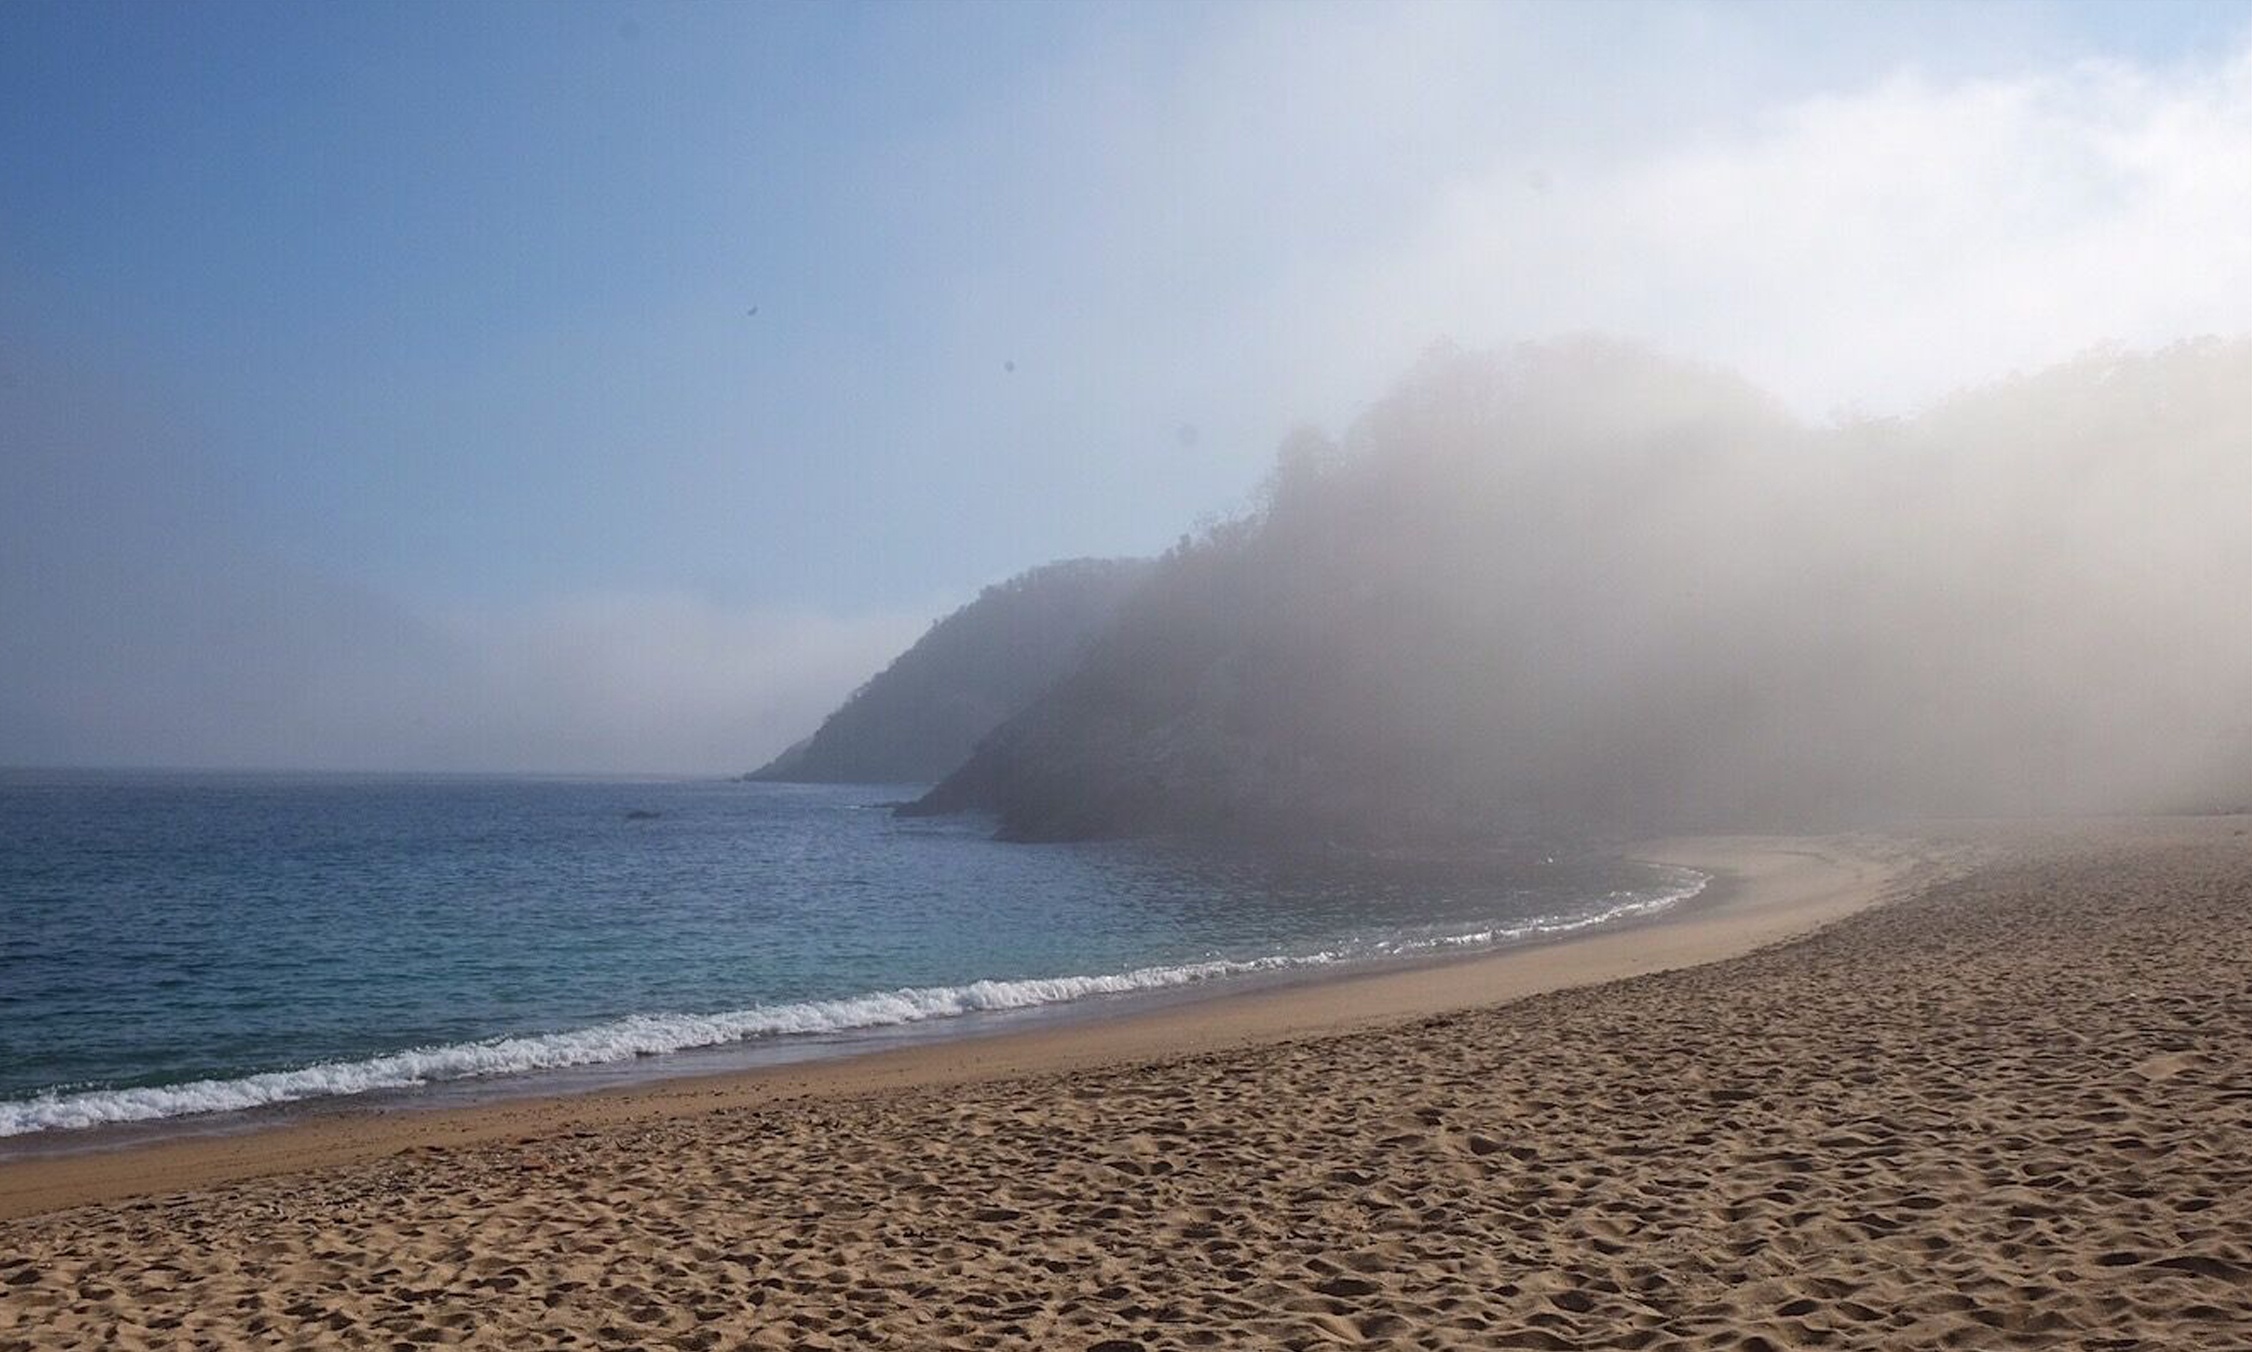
[1338,39,2252,417]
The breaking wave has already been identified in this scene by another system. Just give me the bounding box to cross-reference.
[0,868,1702,1137]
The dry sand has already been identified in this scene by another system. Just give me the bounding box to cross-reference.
[3,823,2248,1349]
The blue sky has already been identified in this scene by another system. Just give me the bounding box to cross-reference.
[5,0,2252,772]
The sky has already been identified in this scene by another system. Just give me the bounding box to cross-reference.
[4,0,2252,774]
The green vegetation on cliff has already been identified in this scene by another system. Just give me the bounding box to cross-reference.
[750,557,1150,785]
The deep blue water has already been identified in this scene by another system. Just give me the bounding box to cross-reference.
[0,771,1699,1138]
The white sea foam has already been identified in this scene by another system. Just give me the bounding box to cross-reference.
[0,868,1703,1137]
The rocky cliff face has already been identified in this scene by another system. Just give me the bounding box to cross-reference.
[749,557,1150,785]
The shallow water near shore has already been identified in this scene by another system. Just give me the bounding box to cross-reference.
[0,770,1700,1143]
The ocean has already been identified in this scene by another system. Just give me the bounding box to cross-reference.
[0,770,1702,1143]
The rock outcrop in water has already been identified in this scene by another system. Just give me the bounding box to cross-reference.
[909,337,2252,842]
[749,556,1150,785]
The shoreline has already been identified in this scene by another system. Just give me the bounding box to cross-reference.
[0,832,1929,1220]
[11,818,2243,1348]
[0,852,1705,1157]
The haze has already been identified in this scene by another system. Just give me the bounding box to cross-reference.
[5,0,2252,776]
[909,335,2252,842]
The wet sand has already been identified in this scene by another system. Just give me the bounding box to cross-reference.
[5,823,2249,1349]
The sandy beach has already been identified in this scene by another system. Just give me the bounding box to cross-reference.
[4,822,2248,1348]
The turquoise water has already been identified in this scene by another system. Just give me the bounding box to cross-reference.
[0,771,1699,1138]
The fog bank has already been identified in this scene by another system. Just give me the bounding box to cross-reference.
[920,338,2252,841]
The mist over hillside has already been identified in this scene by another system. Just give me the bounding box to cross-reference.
[750,557,1150,785]
[911,337,2252,843]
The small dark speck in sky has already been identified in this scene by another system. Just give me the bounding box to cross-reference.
[1175,423,1199,448]
[1004,360,1016,373]
[746,305,759,317]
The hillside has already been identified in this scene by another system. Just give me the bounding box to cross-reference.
[749,557,1150,785]
[910,338,2252,842]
